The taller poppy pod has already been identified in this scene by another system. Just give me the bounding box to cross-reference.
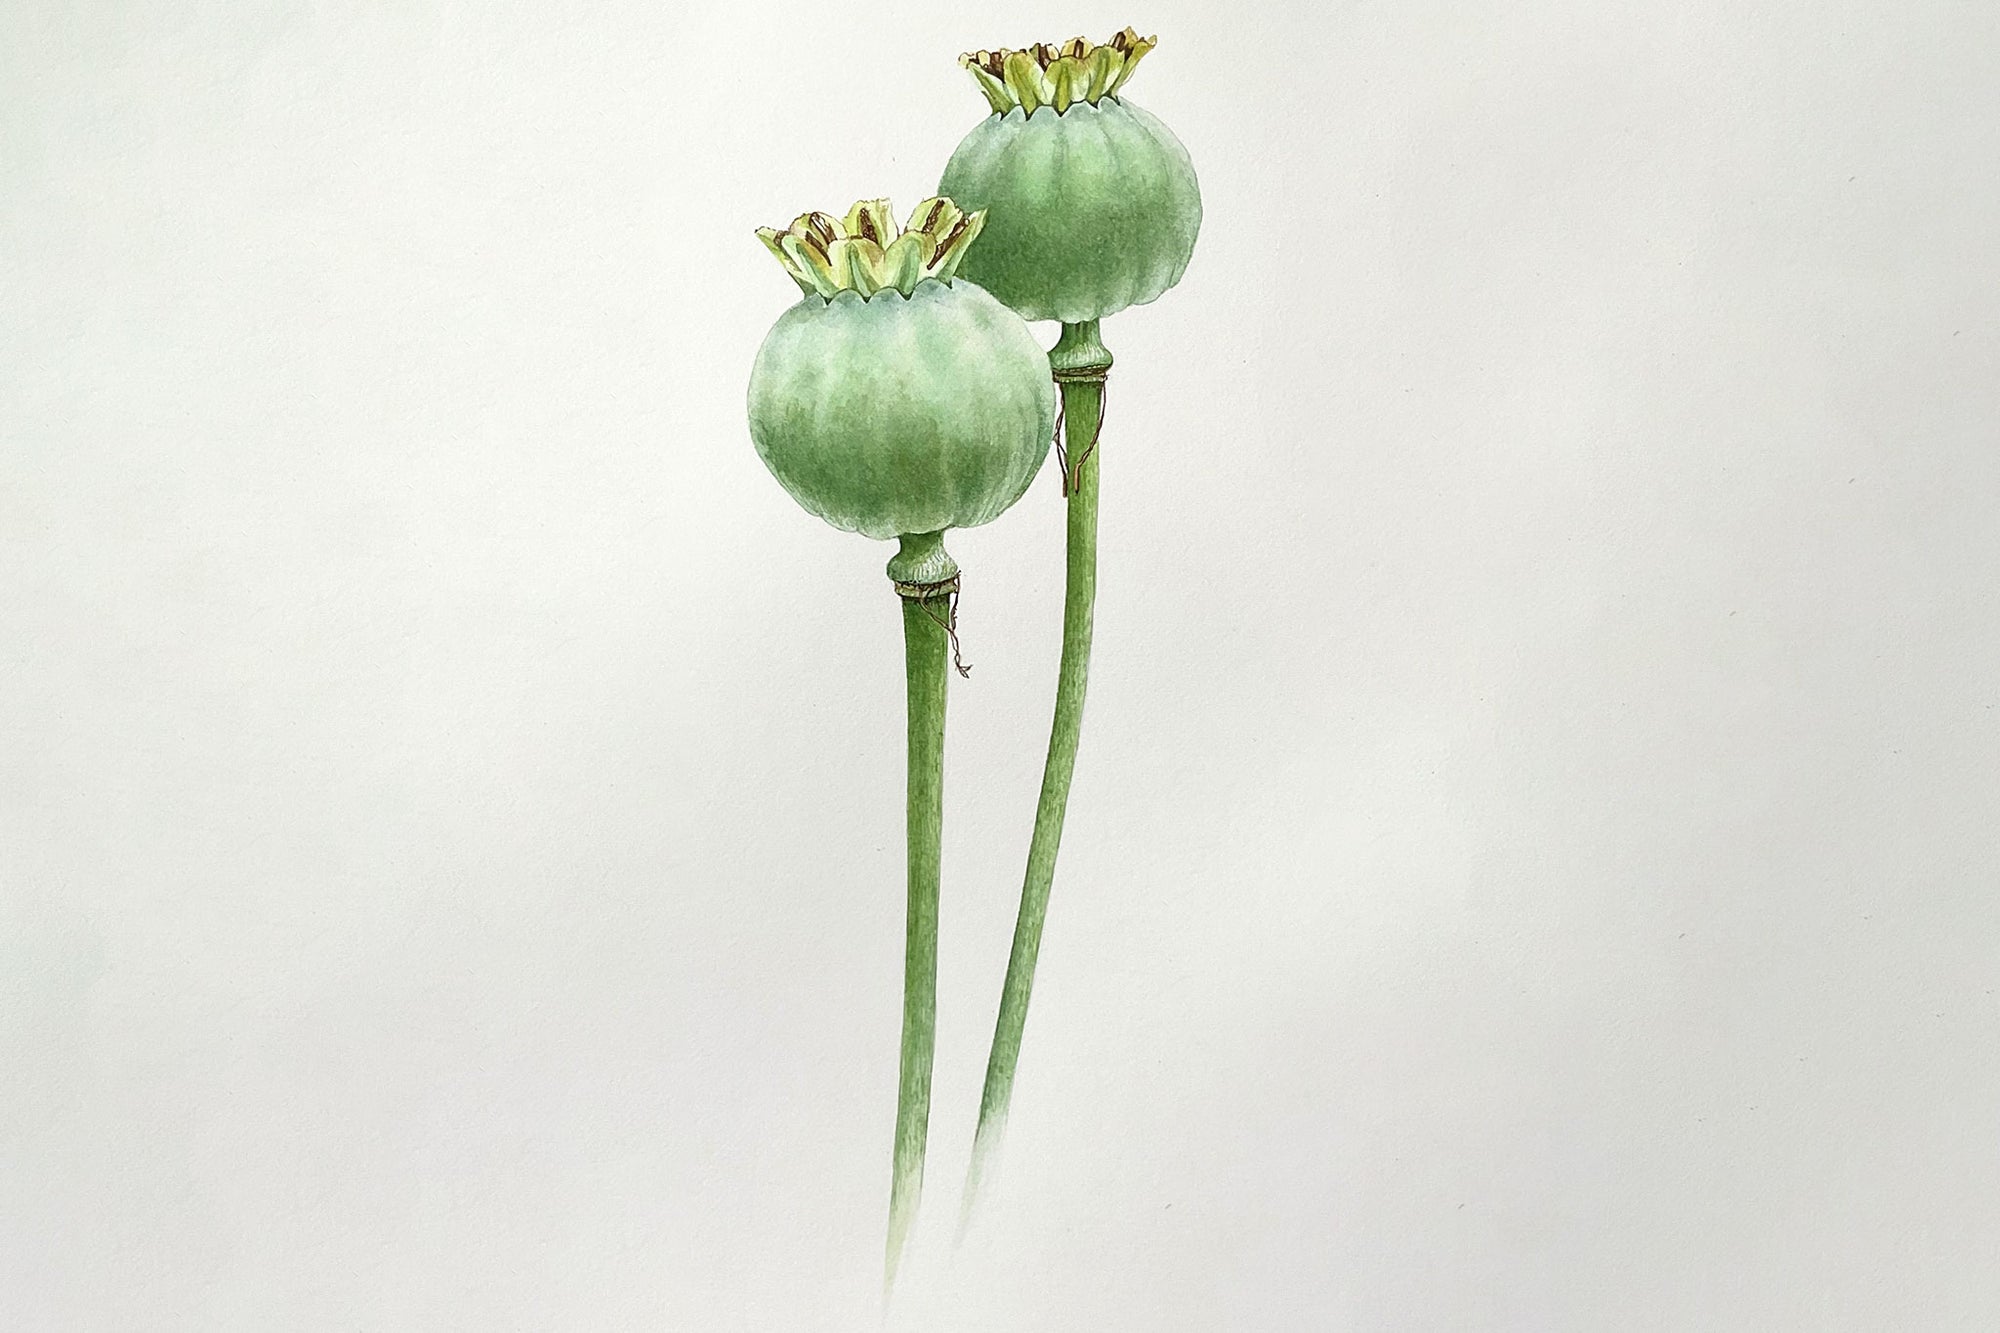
[938,31,1203,1217]
[939,29,1202,324]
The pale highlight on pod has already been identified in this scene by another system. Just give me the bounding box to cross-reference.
[756,197,987,300]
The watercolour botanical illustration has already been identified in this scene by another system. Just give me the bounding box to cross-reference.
[745,27,1200,1285]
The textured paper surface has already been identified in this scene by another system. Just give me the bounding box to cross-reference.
[4,1,1997,1327]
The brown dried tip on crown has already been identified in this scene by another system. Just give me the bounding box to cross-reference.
[960,27,1159,115]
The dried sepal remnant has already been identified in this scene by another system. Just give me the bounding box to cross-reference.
[961,27,1158,115]
[757,196,987,300]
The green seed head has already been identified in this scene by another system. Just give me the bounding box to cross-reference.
[940,31,1200,324]
[748,197,1056,542]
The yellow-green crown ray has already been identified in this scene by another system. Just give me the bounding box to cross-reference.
[960,27,1158,115]
[756,196,988,300]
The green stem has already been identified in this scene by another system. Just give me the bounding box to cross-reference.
[886,532,955,1287]
[964,320,1111,1218]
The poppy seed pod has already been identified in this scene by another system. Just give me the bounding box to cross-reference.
[939,29,1201,324]
[947,31,1203,1219]
[748,197,1056,548]
[745,196,1059,1279]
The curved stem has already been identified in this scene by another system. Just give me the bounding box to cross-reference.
[964,321,1110,1219]
[886,538,953,1288]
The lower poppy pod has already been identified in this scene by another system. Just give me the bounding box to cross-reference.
[748,197,1055,543]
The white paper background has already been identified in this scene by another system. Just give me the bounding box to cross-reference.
[4,1,1997,1328]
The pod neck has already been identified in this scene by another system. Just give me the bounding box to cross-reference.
[1050,319,1112,382]
[887,529,960,599]
[889,530,970,677]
